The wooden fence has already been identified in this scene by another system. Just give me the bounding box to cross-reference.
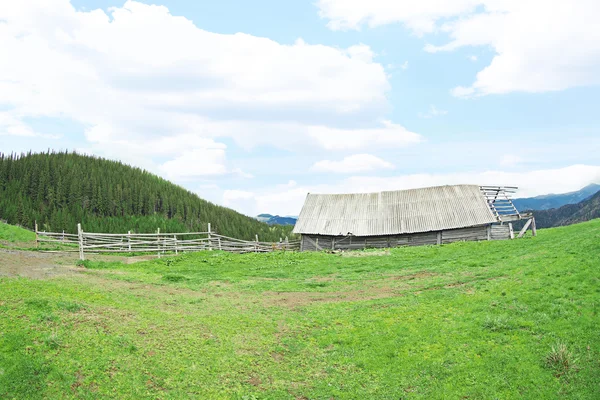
[35,223,300,260]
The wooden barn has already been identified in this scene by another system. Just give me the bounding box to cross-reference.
[293,184,536,251]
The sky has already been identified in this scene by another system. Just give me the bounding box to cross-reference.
[1,0,599,216]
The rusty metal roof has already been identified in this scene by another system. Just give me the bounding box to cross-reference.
[293,184,497,236]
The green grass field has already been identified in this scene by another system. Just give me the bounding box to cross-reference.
[0,220,35,244]
[1,220,599,399]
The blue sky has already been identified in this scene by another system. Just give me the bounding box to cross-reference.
[2,0,600,216]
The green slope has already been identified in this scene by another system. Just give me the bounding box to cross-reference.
[0,151,294,241]
[0,220,35,243]
[1,220,599,398]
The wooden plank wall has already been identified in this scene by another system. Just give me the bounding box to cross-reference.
[490,224,511,240]
[301,225,493,251]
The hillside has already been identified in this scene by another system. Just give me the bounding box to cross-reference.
[0,152,293,241]
[513,183,600,211]
[256,213,298,225]
[0,220,35,244]
[532,190,600,228]
[1,220,599,398]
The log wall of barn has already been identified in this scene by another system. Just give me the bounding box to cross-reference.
[300,224,496,251]
[490,224,511,240]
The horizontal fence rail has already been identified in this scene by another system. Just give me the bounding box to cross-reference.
[35,223,300,260]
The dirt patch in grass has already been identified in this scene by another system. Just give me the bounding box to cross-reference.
[341,250,390,257]
[261,285,403,308]
[0,240,35,249]
[308,275,338,283]
[389,271,439,280]
[0,249,157,279]
[124,255,158,264]
[0,249,82,279]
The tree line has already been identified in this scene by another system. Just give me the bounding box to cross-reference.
[0,151,295,241]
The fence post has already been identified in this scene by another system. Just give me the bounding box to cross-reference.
[531,217,537,237]
[255,234,259,252]
[157,228,161,258]
[174,234,178,255]
[77,223,84,261]
[208,223,213,251]
[217,236,222,251]
[128,231,131,251]
[35,220,39,249]
[285,236,288,251]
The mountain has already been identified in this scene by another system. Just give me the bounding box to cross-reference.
[513,183,600,211]
[0,151,294,241]
[531,190,600,228]
[256,214,297,226]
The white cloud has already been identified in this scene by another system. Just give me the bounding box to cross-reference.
[418,105,448,119]
[346,44,375,62]
[450,86,476,98]
[159,147,228,181]
[226,164,600,216]
[307,120,421,150]
[499,154,523,167]
[318,0,478,34]
[400,61,409,70]
[318,0,600,95]
[343,165,600,199]
[0,0,418,171]
[222,189,258,216]
[468,55,478,62]
[312,154,395,173]
[0,112,60,139]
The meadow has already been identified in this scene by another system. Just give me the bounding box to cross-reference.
[0,220,599,399]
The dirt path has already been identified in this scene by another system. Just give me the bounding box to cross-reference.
[0,249,82,279]
[0,249,156,279]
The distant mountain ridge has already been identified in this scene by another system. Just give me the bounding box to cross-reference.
[513,183,600,211]
[256,214,297,226]
[531,190,600,228]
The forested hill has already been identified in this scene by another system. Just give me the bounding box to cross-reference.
[531,190,600,229]
[0,151,294,240]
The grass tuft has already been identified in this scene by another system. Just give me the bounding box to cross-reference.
[545,342,578,376]
[482,316,514,332]
[36,312,59,323]
[44,333,62,350]
[25,299,50,310]
[56,301,84,313]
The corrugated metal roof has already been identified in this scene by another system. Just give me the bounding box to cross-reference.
[293,184,497,236]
